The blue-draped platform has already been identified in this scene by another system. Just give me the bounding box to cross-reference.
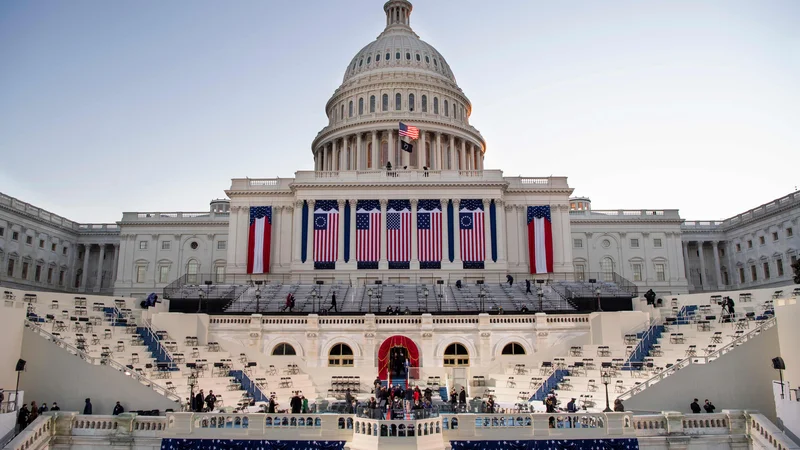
[161,439,346,450]
[451,438,639,450]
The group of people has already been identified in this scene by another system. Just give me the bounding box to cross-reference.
[191,389,219,412]
[389,352,410,377]
[690,398,716,413]
[16,400,61,431]
[448,386,468,411]
[369,381,435,418]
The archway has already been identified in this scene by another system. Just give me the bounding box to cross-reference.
[377,335,419,381]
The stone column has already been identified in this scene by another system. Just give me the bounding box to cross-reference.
[712,241,723,289]
[483,199,493,265]
[410,199,419,269]
[356,133,363,170]
[80,244,91,292]
[387,130,395,168]
[440,199,450,263]
[696,241,707,291]
[337,199,346,263]
[273,206,282,268]
[435,132,443,170]
[449,135,456,170]
[331,139,338,171]
[306,200,316,265]
[452,199,462,265]
[401,136,410,168]
[292,201,303,263]
[682,242,691,283]
[371,131,378,169]
[496,200,507,263]
[349,199,357,267]
[111,244,120,286]
[460,139,467,171]
[379,199,388,269]
[517,205,528,270]
[419,132,427,168]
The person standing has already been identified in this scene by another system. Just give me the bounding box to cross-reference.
[38,403,48,414]
[205,391,217,412]
[83,399,92,415]
[50,402,60,411]
[331,292,337,313]
[17,404,29,431]
[458,387,467,410]
[195,390,205,412]
[29,401,38,423]
[112,401,124,415]
[290,393,301,414]
[506,275,514,286]
[690,398,701,413]
[301,395,308,413]
[526,279,532,294]
[268,396,276,413]
[704,399,716,413]
[614,399,625,412]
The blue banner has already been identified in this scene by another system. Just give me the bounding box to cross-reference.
[451,438,639,450]
[301,201,308,263]
[490,200,497,263]
[344,200,351,263]
[161,439,346,450]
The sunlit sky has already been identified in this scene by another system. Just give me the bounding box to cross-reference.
[1,0,798,223]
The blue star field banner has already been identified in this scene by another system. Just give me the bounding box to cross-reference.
[161,439,346,450]
[450,439,639,450]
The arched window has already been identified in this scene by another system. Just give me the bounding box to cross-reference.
[444,100,449,117]
[395,51,401,60]
[416,53,421,62]
[406,52,411,60]
[395,93,401,110]
[329,343,354,367]
[340,104,344,120]
[408,93,415,111]
[370,95,376,113]
[385,52,390,61]
[433,98,439,114]
[502,343,526,355]
[376,53,381,62]
[444,343,469,367]
[272,343,297,356]
[186,260,199,284]
[421,95,427,112]
[348,101,353,118]
[601,257,615,282]
[382,94,389,112]
[358,98,364,115]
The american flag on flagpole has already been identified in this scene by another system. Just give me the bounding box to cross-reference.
[527,205,554,274]
[459,199,485,268]
[387,200,411,269]
[246,206,272,274]
[417,199,442,268]
[356,200,381,269]
[313,200,339,269]
[398,122,419,140]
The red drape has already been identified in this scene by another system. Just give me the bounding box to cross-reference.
[377,335,419,380]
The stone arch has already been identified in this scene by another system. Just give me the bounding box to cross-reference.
[491,335,535,357]
[320,336,363,361]
[265,336,306,358]
[433,336,478,361]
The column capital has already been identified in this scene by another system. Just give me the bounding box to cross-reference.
[452,199,461,207]
[495,199,504,207]
[440,199,449,207]
[504,203,514,211]
[285,205,293,212]
[482,199,492,207]
[380,199,388,207]
[410,199,418,207]
[295,200,304,208]
[307,199,316,208]
[173,234,181,240]
[349,198,358,206]
[337,199,346,208]
[273,205,283,212]
[711,241,719,248]
[150,234,159,240]
[206,233,215,240]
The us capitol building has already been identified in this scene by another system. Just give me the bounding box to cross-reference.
[0,0,797,300]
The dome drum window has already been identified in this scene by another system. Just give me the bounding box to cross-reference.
[367,56,371,64]
[416,53,421,61]
[382,94,389,112]
[376,53,381,62]
[425,56,430,63]
[395,93,401,111]
[433,98,439,114]
[370,95,376,113]
[395,51,401,60]
[406,52,411,60]
[421,95,427,112]
[359,59,363,67]
[358,98,364,115]
[409,93,415,112]
[385,52,390,61]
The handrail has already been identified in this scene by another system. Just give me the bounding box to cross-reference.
[617,317,776,401]
[24,320,182,404]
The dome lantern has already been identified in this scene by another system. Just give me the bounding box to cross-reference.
[384,0,413,31]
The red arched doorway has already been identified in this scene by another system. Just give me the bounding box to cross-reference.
[377,335,419,380]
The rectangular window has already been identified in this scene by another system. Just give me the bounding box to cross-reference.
[777,259,784,277]
[217,241,227,250]
[747,240,753,249]
[772,232,779,241]
[750,265,757,281]
[7,259,14,277]
[47,267,53,283]
[161,241,171,250]
[719,248,725,257]
[759,236,765,245]
[51,243,56,252]
[792,255,798,265]
[787,228,794,238]
[575,264,585,281]
[35,265,42,282]
[58,270,65,286]
[573,239,582,248]
[158,266,170,283]
[39,239,44,248]
[63,246,68,255]
[722,271,729,285]
[735,243,741,252]
[22,262,29,279]
[632,264,642,282]
[26,236,32,245]
[653,238,662,248]
[136,266,146,283]
[763,262,770,279]
[215,265,226,283]
[139,241,148,250]
[12,231,19,241]
[630,239,639,248]
[655,263,666,282]
[739,267,745,284]
[0,227,4,237]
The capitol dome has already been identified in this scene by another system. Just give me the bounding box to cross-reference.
[311,0,486,174]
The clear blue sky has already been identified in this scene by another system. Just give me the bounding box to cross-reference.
[1,0,798,223]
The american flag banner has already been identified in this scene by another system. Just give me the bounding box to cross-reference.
[387,199,411,269]
[246,206,272,274]
[417,199,442,269]
[449,438,640,450]
[399,121,419,140]
[356,200,381,270]
[527,205,554,274]
[314,200,339,270]
[459,199,485,269]
[161,439,347,450]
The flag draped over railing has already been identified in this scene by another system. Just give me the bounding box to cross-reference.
[356,200,381,270]
[417,199,442,269]
[387,199,411,269]
[314,200,339,270]
[450,438,639,450]
[527,205,554,274]
[247,206,272,274]
[161,439,347,450]
[459,199,485,269]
